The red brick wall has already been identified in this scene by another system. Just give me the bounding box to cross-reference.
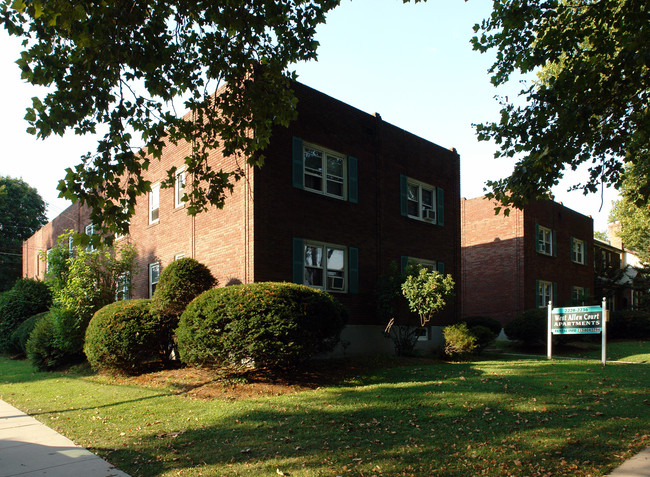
[461,197,525,323]
[461,197,595,325]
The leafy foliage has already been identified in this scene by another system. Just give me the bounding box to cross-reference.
[85,299,167,374]
[473,0,650,211]
[443,323,478,359]
[461,315,502,338]
[401,266,455,326]
[177,282,348,370]
[504,308,547,345]
[0,176,47,291]
[0,278,51,353]
[610,166,650,264]
[26,308,83,371]
[608,310,650,340]
[0,0,341,238]
[8,311,48,358]
[151,257,216,325]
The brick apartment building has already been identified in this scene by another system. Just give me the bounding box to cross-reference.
[23,81,461,354]
[461,196,594,325]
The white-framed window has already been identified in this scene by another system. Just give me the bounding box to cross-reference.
[304,241,347,292]
[149,183,160,224]
[407,178,436,222]
[68,235,74,252]
[537,225,553,256]
[116,272,130,301]
[303,143,347,200]
[174,167,186,208]
[571,286,585,305]
[571,238,585,264]
[85,223,95,252]
[45,248,52,273]
[149,262,160,298]
[537,280,554,307]
[174,253,186,261]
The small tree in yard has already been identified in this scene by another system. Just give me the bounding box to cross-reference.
[384,265,455,356]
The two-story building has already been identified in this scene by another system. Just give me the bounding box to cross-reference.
[23,81,462,354]
[461,196,594,325]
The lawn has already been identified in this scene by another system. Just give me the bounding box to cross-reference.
[1,355,649,476]
[495,339,650,363]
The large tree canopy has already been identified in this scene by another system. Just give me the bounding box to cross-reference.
[473,0,649,211]
[0,176,47,291]
[0,0,341,237]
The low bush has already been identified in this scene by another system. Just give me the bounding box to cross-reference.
[84,299,167,374]
[504,308,547,345]
[0,278,51,353]
[608,310,650,340]
[443,323,478,359]
[9,312,48,358]
[462,316,502,338]
[469,325,495,353]
[26,308,82,371]
[151,258,216,323]
[177,282,348,370]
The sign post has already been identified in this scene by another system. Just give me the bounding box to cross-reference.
[548,300,607,365]
[547,301,553,360]
[602,298,607,366]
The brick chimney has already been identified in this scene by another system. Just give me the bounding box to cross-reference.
[608,222,623,249]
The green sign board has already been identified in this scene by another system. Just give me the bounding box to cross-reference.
[551,306,602,335]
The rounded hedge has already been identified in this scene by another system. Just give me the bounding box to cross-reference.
[461,316,502,338]
[608,310,650,340]
[9,312,48,358]
[504,308,547,345]
[84,299,167,374]
[0,278,52,353]
[443,323,478,359]
[26,308,81,371]
[177,282,348,369]
[151,258,216,323]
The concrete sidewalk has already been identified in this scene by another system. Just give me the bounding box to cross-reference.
[0,400,129,477]
[0,399,647,476]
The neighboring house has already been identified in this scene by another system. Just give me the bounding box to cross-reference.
[461,196,594,325]
[23,81,461,355]
[594,222,645,311]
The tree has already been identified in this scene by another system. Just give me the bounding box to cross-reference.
[472,0,649,212]
[0,176,47,291]
[610,165,650,263]
[0,0,341,239]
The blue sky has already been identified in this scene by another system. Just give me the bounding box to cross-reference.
[0,0,617,231]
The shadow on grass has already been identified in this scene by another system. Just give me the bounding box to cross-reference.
[90,359,649,477]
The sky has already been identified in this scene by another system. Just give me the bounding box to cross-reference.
[0,0,618,232]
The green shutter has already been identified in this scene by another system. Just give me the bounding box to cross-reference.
[400,175,408,216]
[400,255,409,274]
[348,247,359,294]
[436,187,444,226]
[553,282,558,304]
[583,240,588,265]
[585,288,590,303]
[292,238,304,284]
[552,230,557,257]
[535,280,541,307]
[535,224,540,253]
[292,137,304,189]
[348,156,358,204]
[437,261,445,275]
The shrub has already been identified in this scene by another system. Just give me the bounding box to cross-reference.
[84,299,167,374]
[9,312,48,358]
[151,257,216,325]
[26,308,82,371]
[469,325,495,353]
[504,308,548,345]
[443,323,478,359]
[462,316,502,338]
[177,282,348,370]
[0,278,52,353]
[608,310,650,340]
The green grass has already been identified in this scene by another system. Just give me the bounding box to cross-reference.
[1,356,649,476]
[495,339,650,363]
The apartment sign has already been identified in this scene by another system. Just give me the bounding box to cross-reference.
[551,306,602,335]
